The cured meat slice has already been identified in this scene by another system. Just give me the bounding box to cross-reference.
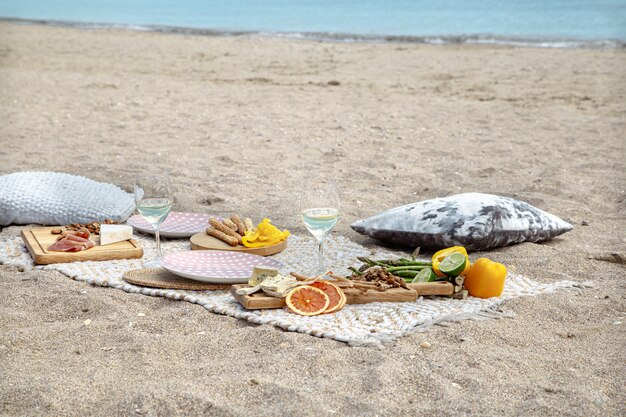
[48,229,95,252]
[57,229,91,241]
[48,238,85,252]
[81,239,95,250]
[62,234,90,243]
[72,228,91,240]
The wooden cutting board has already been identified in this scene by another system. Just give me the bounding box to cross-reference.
[407,281,455,295]
[190,233,287,256]
[21,227,143,265]
[231,281,453,310]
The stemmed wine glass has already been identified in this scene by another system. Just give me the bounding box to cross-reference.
[300,180,340,273]
[134,173,173,259]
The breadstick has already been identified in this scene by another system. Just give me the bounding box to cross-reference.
[290,272,310,281]
[209,217,240,239]
[329,274,355,287]
[230,214,246,236]
[222,218,238,231]
[329,274,352,283]
[243,218,254,233]
[206,226,238,246]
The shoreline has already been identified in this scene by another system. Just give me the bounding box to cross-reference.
[1,16,624,49]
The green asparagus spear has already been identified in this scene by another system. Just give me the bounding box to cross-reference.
[358,257,432,267]
[385,265,429,272]
[357,257,386,267]
[348,267,363,276]
[392,270,419,278]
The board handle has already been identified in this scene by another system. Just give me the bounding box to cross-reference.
[407,281,454,296]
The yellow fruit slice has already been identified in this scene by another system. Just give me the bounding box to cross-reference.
[432,246,471,277]
[285,286,329,316]
[438,252,468,277]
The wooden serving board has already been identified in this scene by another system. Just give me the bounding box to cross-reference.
[231,282,454,310]
[407,281,455,296]
[190,233,287,256]
[21,227,143,265]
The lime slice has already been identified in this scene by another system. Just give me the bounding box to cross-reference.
[438,252,467,277]
[415,268,437,282]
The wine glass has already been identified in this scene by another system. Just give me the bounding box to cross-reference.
[134,173,173,259]
[300,180,340,273]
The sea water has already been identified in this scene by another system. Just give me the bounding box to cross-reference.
[0,0,624,46]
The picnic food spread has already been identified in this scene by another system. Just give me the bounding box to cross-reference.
[47,222,135,252]
[46,221,134,252]
[21,226,143,264]
[17,192,514,315]
[235,269,349,315]
[340,246,509,300]
[206,215,290,248]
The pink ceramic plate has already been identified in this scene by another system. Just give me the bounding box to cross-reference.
[160,251,282,284]
[127,212,210,238]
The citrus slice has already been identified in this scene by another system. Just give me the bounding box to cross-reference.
[285,286,329,316]
[337,290,347,309]
[432,246,471,277]
[415,267,437,282]
[310,281,344,313]
[438,252,467,277]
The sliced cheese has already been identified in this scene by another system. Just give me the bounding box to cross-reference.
[260,274,298,298]
[235,284,262,296]
[100,224,133,246]
[248,266,279,287]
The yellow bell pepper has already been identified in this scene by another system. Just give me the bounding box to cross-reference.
[242,218,290,248]
[463,258,507,298]
[432,246,471,277]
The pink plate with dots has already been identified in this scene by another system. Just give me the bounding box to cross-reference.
[127,212,210,238]
[159,251,282,284]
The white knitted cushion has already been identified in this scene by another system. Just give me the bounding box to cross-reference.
[0,172,135,226]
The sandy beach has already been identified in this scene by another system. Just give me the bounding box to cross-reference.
[0,22,625,416]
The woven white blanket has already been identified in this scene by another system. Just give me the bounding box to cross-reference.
[0,226,588,347]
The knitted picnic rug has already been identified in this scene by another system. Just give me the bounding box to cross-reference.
[0,226,588,347]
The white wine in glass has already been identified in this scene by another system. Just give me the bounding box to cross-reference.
[300,181,340,273]
[134,173,173,259]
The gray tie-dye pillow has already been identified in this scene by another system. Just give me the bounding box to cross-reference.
[350,193,573,251]
[0,172,135,226]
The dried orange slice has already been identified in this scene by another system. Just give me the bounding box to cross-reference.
[285,286,329,316]
[337,290,347,309]
[310,281,344,314]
